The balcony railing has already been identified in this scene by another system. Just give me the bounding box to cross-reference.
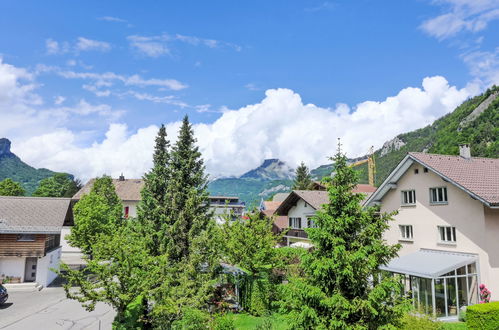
[285,228,308,239]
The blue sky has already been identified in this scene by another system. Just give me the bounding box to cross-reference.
[0,0,498,179]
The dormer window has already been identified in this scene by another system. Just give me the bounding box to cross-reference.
[401,190,416,205]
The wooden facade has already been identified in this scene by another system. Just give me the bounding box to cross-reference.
[0,234,48,257]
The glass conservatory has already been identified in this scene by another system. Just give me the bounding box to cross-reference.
[381,249,479,319]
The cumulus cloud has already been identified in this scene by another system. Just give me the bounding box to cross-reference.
[420,0,499,40]
[13,76,477,181]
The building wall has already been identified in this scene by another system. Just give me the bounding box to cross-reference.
[36,247,61,287]
[0,234,46,257]
[381,162,498,295]
[0,257,25,282]
[124,201,139,218]
[60,227,80,253]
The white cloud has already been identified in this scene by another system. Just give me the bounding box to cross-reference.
[45,37,111,55]
[39,66,188,91]
[13,76,478,181]
[98,16,127,23]
[462,47,499,86]
[127,33,242,57]
[54,96,66,105]
[421,0,499,40]
[127,91,188,107]
[75,37,111,52]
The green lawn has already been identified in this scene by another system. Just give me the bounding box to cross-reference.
[228,313,289,329]
[441,322,467,329]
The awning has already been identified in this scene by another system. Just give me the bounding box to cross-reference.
[380,249,477,279]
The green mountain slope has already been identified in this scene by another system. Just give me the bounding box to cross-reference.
[0,138,56,195]
[317,86,499,185]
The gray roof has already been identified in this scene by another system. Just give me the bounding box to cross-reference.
[73,178,144,201]
[0,196,71,234]
[380,249,477,278]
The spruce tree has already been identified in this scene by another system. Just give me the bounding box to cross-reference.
[137,124,171,256]
[278,141,408,329]
[165,115,211,262]
[292,161,313,190]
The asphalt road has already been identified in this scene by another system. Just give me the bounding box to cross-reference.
[0,286,115,330]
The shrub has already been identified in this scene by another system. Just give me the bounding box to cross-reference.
[212,314,235,330]
[113,295,146,330]
[466,301,499,330]
[171,308,211,330]
[399,313,442,330]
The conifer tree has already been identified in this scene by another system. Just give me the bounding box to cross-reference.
[278,141,408,329]
[165,115,211,262]
[137,124,171,256]
[292,161,313,190]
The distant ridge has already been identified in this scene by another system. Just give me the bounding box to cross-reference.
[0,138,56,194]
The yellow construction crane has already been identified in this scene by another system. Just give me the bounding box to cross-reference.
[349,146,376,186]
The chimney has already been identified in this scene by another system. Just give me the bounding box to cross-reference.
[119,173,125,181]
[459,144,471,159]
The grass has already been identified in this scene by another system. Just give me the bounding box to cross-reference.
[441,322,467,329]
[228,313,289,329]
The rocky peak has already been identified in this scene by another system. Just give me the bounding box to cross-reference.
[240,158,295,180]
[380,136,406,157]
[0,138,12,156]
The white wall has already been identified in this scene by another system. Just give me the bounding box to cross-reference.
[0,257,25,282]
[381,162,499,295]
[124,201,138,218]
[35,247,61,287]
[287,199,317,229]
[61,226,80,253]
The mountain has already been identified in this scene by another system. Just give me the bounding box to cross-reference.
[314,86,499,185]
[208,159,294,207]
[0,138,56,195]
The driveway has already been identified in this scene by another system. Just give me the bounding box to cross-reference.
[0,286,115,330]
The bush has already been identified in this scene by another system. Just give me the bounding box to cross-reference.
[466,301,499,330]
[171,308,211,330]
[113,295,146,330]
[399,313,442,330]
[212,314,235,330]
[458,307,467,322]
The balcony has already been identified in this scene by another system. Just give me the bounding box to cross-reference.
[285,228,308,239]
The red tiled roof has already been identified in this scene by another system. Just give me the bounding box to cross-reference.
[353,184,377,193]
[409,152,499,205]
[73,178,144,201]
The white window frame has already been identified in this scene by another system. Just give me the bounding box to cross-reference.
[430,187,448,204]
[289,217,302,229]
[401,190,416,206]
[399,225,413,240]
[438,226,456,243]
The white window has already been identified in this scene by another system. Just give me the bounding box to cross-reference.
[289,217,302,229]
[438,226,456,243]
[399,225,413,240]
[307,218,317,228]
[401,190,416,205]
[430,187,448,204]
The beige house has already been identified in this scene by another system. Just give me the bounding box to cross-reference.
[366,145,499,319]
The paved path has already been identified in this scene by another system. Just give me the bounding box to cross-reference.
[0,286,115,330]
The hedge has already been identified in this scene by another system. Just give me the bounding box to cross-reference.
[466,301,499,330]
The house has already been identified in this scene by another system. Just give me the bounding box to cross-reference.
[365,145,499,319]
[0,196,72,287]
[208,196,246,223]
[260,193,289,235]
[274,185,376,247]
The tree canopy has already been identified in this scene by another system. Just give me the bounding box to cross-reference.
[0,178,25,196]
[33,173,82,198]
